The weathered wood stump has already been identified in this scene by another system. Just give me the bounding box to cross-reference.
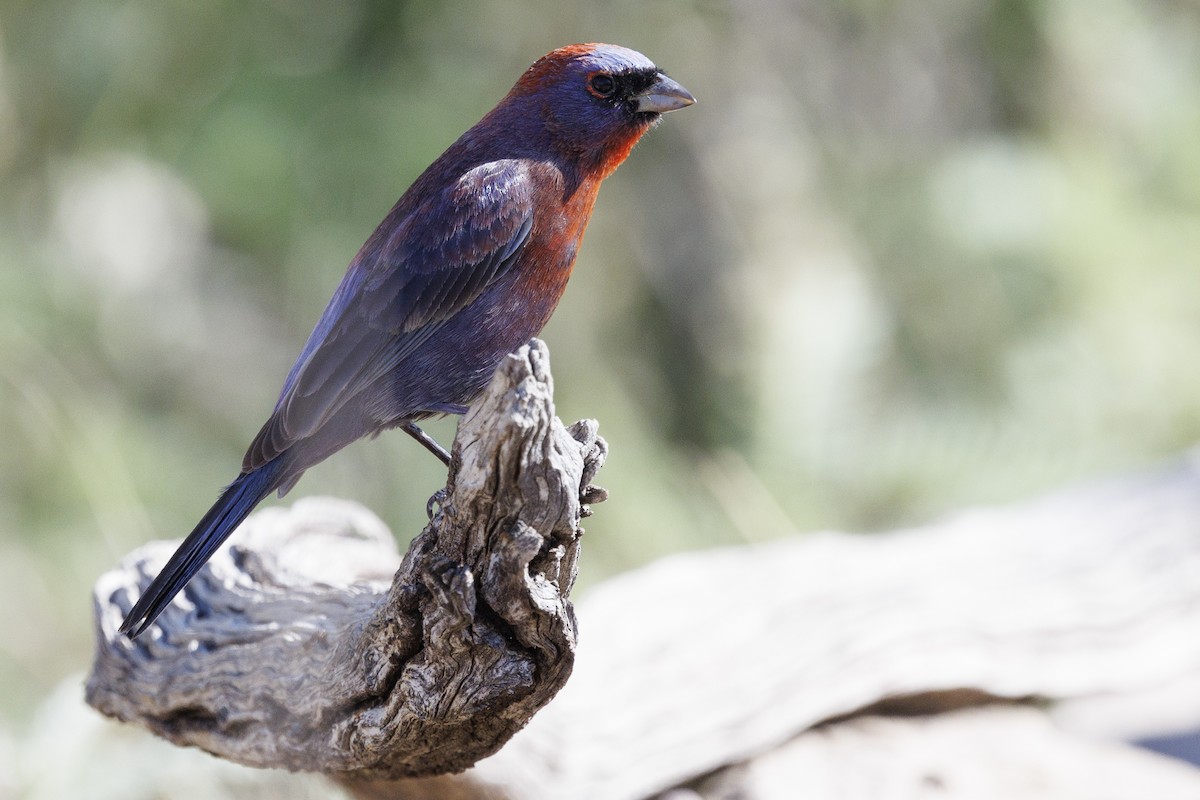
[86,337,1200,799]
[87,340,607,781]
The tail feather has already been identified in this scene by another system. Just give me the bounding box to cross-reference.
[119,461,284,638]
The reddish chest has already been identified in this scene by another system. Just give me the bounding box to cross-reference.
[507,177,602,324]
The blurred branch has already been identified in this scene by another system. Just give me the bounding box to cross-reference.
[86,340,608,782]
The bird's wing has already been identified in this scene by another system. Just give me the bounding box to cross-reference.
[243,159,535,471]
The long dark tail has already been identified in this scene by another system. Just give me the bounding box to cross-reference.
[119,459,285,639]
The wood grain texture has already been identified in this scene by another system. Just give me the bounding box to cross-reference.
[86,340,607,781]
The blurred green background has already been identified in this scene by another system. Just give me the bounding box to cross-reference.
[3,0,1200,794]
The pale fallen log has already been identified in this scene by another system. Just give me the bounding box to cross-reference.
[87,340,608,780]
[461,455,1200,799]
[691,706,1200,800]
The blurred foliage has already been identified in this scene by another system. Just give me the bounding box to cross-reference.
[3,0,1200,793]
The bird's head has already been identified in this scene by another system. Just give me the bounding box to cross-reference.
[509,43,695,175]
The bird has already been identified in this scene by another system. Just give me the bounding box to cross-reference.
[119,43,694,638]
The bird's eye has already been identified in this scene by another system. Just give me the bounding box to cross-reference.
[588,73,617,99]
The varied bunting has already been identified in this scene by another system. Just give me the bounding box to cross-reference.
[120,43,694,637]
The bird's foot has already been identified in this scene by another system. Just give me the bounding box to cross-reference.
[427,487,448,520]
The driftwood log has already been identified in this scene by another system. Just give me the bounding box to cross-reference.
[452,454,1200,800]
[87,340,607,780]
[88,338,1200,798]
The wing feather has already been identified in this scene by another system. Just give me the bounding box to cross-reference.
[242,159,535,472]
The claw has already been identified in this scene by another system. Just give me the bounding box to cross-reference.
[427,487,449,519]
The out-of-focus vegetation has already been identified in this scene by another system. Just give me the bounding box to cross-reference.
[3,0,1200,790]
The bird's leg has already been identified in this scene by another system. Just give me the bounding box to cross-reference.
[402,422,452,466]
[402,422,452,520]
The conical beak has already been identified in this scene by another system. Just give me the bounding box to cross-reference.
[634,73,696,114]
